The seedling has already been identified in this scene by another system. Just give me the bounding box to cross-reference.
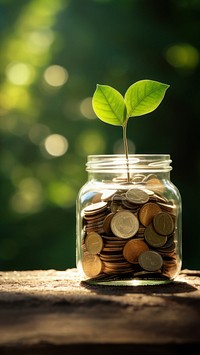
[92,79,169,181]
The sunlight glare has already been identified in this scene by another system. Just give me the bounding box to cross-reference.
[44,65,69,87]
[165,43,199,69]
[80,97,96,119]
[6,62,35,85]
[10,177,43,213]
[44,133,68,157]
[29,123,51,145]
[28,28,54,53]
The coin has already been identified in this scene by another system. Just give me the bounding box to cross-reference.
[125,188,149,204]
[122,198,139,210]
[100,254,124,262]
[162,259,178,278]
[101,189,117,201]
[103,260,132,268]
[110,210,139,239]
[102,246,123,252]
[82,191,99,204]
[132,174,146,182]
[104,239,127,245]
[101,234,123,241]
[153,212,174,235]
[85,226,104,234]
[81,175,179,281]
[142,188,155,196]
[137,226,146,237]
[156,241,176,255]
[103,212,115,234]
[162,235,174,249]
[138,250,163,271]
[112,176,130,183]
[139,202,162,227]
[144,224,167,248]
[123,239,149,264]
[143,173,157,182]
[149,195,168,205]
[145,178,165,194]
[82,253,103,277]
[85,232,103,254]
[84,209,108,221]
[113,193,125,202]
[157,201,176,215]
[91,192,102,203]
[83,201,108,215]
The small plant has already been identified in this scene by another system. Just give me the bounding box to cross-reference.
[92,79,170,181]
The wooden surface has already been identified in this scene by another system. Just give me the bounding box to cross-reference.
[0,268,200,354]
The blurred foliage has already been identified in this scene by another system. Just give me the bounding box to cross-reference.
[0,0,200,271]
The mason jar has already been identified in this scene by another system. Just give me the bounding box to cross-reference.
[76,154,182,286]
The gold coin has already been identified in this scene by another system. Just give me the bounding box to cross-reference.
[82,253,103,277]
[103,260,132,268]
[157,201,176,215]
[85,232,103,254]
[91,192,102,203]
[139,202,162,227]
[162,259,178,278]
[153,212,174,235]
[110,210,139,239]
[102,247,123,252]
[145,178,165,194]
[149,194,168,205]
[123,239,149,264]
[101,241,124,247]
[101,235,123,241]
[138,250,163,271]
[144,224,167,248]
[125,188,149,204]
[143,173,157,182]
[103,212,115,234]
[100,255,124,262]
[84,209,108,221]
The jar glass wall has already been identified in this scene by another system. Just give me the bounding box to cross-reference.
[76,155,182,286]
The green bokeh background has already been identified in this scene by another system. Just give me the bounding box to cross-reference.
[0,0,200,271]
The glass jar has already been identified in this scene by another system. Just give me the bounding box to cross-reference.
[76,155,182,286]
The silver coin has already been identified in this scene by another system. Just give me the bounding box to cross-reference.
[138,250,163,271]
[125,188,149,204]
[110,210,139,239]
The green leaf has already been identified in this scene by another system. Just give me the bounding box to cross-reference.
[92,84,127,126]
[124,79,170,117]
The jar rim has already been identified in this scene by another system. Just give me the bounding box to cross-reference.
[86,154,172,173]
[88,154,170,158]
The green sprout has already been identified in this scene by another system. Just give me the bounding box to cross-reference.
[92,79,170,181]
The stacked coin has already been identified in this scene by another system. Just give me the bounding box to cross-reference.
[81,173,178,281]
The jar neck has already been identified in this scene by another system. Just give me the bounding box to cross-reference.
[86,154,172,181]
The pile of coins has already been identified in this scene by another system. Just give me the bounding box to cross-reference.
[81,174,179,281]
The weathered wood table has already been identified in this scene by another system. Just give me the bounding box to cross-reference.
[0,269,199,354]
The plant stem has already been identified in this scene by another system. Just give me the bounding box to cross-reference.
[122,121,130,182]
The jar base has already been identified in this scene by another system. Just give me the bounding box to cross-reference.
[84,277,174,286]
